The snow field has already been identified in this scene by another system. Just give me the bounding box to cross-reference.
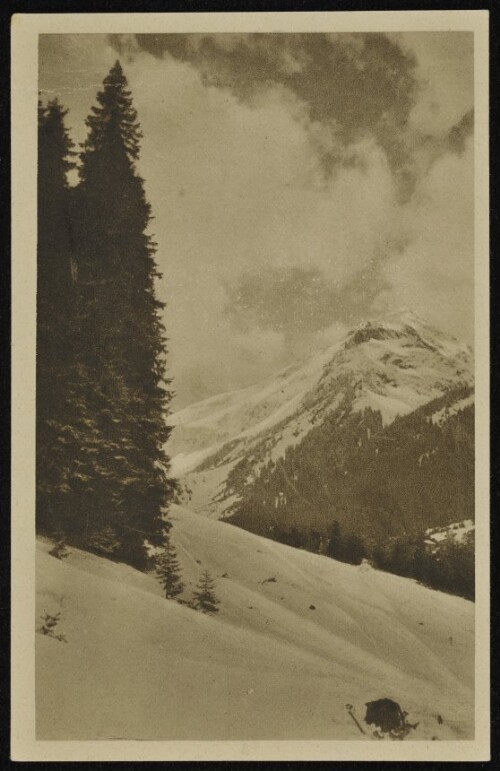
[36,504,473,741]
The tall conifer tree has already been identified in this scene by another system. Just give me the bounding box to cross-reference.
[37,99,78,535]
[75,62,174,567]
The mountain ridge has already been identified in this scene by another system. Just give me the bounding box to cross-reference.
[168,311,473,520]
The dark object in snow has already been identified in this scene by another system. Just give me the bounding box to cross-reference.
[364,699,419,740]
[365,698,404,732]
[309,604,316,610]
[221,572,228,578]
[437,714,443,724]
[261,576,277,584]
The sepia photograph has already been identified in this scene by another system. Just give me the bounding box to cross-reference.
[11,10,489,762]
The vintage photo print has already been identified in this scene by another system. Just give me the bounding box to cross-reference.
[11,10,489,762]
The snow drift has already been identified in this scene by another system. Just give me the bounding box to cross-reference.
[36,504,474,741]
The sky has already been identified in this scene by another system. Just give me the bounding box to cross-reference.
[39,32,474,408]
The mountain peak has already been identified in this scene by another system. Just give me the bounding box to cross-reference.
[345,311,421,348]
[351,309,425,334]
[169,308,473,488]
[342,309,456,351]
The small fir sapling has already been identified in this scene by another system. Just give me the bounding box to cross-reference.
[155,531,184,599]
[192,570,220,614]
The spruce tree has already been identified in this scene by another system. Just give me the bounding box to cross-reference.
[192,570,220,614]
[326,520,344,561]
[155,531,184,599]
[342,532,366,565]
[74,61,174,568]
[37,98,115,547]
[36,99,78,537]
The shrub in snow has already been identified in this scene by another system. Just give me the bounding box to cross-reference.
[49,539,70,560]
[39,611,60,635]
[39,611,67,642]
[192,570,220,614]
[155,532,184,599]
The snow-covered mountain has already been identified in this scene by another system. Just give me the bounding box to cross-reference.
[36,504,474,741]
[168,311,473,518]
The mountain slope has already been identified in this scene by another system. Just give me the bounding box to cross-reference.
[36,504,474,741]
[169,311,473,518]
[229,385,475,541]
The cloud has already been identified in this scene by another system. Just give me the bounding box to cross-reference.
[129,52,399,402]
[111,32,418,177]
[40,32,475,406]
[375,135,474,341]
[225,257,390,338]
[388,32,474,138]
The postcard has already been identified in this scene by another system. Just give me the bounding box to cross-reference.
[11,10,489,762]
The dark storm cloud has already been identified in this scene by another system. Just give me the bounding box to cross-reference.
[225,258,390,337]
[108,33,418,177]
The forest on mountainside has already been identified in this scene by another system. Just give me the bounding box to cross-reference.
[227,386,475,599]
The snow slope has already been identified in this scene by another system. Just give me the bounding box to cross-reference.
[426,520,475,547]
[36,504,474,741]
[168,311,473,518]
